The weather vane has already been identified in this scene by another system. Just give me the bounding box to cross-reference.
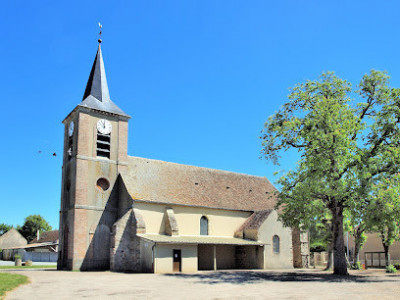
[98,22,102,43]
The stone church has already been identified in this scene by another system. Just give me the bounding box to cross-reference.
[57,40,309,273]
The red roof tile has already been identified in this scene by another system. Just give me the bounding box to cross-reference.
[121,156,279,212]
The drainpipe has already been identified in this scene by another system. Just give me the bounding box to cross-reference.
[152,243,156,273]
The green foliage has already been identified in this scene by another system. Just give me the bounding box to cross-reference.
[14,254,21,260]
[393,263,400,270]
[386,264,397,273]
[18,215,52,242]
[350,261,362,270]
[0,223,12,236]
[310,241,327,252]
[367,175,400,252]
[261,70,400,275]
[309,215,332,252]
[0,273,28,298]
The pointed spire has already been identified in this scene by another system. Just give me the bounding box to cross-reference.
[79,41,129,118]
[82,44,110,102]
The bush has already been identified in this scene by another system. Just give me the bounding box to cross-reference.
[385,264,397,273]
[14,254,21,260]
[393,263,400,270]
[310,241,327,252]
[351,261,362,270]
[25,260,32,266]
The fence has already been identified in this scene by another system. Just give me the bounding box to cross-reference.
[1,249,58,262]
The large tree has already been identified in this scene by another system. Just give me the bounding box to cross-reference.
[18,215,52,242]
[0,223,12,236]
[261,71,400,275]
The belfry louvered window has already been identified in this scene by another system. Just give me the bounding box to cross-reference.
[67,136,73,160]
[200,216,208,235]
[97,132,111,158]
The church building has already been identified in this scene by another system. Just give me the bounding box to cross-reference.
[57,40,309,273]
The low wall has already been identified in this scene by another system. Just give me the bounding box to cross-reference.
[1,249,58,262]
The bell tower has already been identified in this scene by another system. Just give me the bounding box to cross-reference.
[58,38,130,270]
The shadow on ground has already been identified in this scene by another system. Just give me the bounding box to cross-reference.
[164,270,397,285]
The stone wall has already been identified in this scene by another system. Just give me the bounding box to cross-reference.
[110,208,145,272]
[292,227,310,268]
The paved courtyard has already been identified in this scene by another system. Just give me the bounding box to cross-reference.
[3,268,400,299]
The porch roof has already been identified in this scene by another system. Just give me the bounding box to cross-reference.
[137,234,265,246]
[2,242,58,250]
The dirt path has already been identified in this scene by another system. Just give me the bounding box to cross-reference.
[3,269,400,299]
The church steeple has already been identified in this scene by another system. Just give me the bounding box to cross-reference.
[79,41,129,118]
[82,44,110,102]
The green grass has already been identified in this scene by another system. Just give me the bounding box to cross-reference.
[0,265,56,270]
[0,273,29,299]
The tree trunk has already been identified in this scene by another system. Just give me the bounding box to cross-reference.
[384,245,390,267]
[380,229,391,267]
[331,205,349,275]
[324,239,333,270]
[354,239,361,266]
[353,226,364,267]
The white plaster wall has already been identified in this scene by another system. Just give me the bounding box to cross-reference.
[257,210,293,269]
[133,202,165,234]
[140,239,154,272]
[134,202,251,237]
[154,244,198,273]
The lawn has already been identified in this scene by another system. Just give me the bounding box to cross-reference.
[0,265,56,270]
[0,273,28,299]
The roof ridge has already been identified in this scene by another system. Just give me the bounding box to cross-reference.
[126,155,275,182]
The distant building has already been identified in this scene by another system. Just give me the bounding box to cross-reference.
[58,39,309,273]
[0,228,27,258]
[1,230,59,262]
[348,233,400,267]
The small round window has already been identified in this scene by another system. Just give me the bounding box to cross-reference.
[96,178,110,191]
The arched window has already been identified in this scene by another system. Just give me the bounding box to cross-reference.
[200,216,208,235]
[273,235,280,254]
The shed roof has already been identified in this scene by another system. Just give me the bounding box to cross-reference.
[30,230,59,244]
[121,156,279,212]
[138,234,265,245]
[236,210,273,232]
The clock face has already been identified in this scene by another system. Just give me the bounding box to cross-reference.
[68,121,74,137]
[97,119,112,135]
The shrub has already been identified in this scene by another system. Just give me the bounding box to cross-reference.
[385,264,397,273]
[351,261,362,270]
[14,254,21,260]
[393,263,400,270]
[25,260,32,266]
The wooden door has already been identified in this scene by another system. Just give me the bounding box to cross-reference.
[173,249,181,272]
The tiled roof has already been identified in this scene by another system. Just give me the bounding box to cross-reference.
[2,242,57,250]
[30,230,59,244]
[138,234,264,245]
[121,156,279,212]
[0,228,27,249]
[236,210,273,232]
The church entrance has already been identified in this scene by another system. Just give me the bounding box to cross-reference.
[173,249,181,272]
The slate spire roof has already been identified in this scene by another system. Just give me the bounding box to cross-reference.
[79,42,130,118]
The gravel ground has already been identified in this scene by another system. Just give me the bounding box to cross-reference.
[3,268,400,300]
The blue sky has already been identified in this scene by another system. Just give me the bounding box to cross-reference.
[1,0,400,229]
